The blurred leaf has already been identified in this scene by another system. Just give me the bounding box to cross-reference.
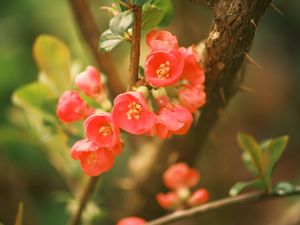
[134,0,150,6]
[229,179,266,196]
[242,152,259,176]
[33,35,71,93]
[14,202,24,225]
[12,82,57,122]
[260,135,288,178]
[141,4,164,31]
[99,29,124,52]
[153,0,174,27]
[272,182,295,195]
[109,10,134,35]
[237,132,263,177]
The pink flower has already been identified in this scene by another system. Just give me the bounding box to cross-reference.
[188,188,209,207]
[153,96,193,139]
[75,66,103,97]
[146,29,178,52]
[145,50,184,87]
[179,46,205,85]
[112,91,155,135]
[156,191,179,209]
[163,163,200,190]
[178,85,206,113]
[70,139,114,176]
[116,217,146,225]
[57,90,94,123]
[84,113,121,151]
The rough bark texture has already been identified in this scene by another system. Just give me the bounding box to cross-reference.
[120,0,273,219]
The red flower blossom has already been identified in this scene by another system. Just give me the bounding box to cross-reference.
[75,66,103,97]
[178,85,206,113]
[153,96,193,139]
[116,217,146,225]
[179,46,205,85]
[112,91,155,135]
[57,90,94,123]
[163,163,200,190]
[156,191,179,209]
[146,29,178,52]
[145,50,184,87]
[84,113,121,151]
[70,139,114,176]
[188,188,209,207]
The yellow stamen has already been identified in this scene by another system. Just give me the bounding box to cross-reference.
[127,101,142,120]
[99,124,112,136]
[156,61,170,80]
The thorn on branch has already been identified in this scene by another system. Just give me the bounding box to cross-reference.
[270,3,284,16]
[250,19,257,29]
[245,54,263,70]
[239,85,255,94]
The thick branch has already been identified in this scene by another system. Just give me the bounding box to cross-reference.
[68,177,99,225]
[69,0,125,98]
[121,0,273,219]
[128,5,142,90]
[146,187,300,225]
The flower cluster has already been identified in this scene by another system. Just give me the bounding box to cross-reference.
[116,163,208,224]
[156,163,209,210]
[56,29,206,176]
[57,66,122,176]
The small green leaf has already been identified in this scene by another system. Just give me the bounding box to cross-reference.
[12,82,57,122]
[229,179,266,196]
[272,182,295,195]
[261,135,288,178]
[153,0,174,27]
[237,132,263,177]
[141,4,164,31]
[134,0,150,6]
[109,10,134,35]
[14,202,24,225]
[33,35,71,93]
[99,29,125,52]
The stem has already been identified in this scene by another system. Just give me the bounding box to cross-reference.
[128,5,142,90]
[146,186,300,225]
[68,177,99,225]
[69,0,125,98]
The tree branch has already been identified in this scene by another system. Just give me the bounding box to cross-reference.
[128,5,142,90]
[120,0,273,219]
[146,187,300,225]
[68,0,125,98]
[68,177,99,225]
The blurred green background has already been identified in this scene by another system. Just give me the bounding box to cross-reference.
[1,0,300,225]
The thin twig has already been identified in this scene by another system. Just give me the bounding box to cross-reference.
[146,186,300,225]
[128,5,142,90]
[68,177,99,225]
[69,0,125,98]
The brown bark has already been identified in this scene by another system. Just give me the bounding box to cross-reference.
[121,0,273,219]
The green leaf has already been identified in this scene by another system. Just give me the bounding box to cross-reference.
[14,202,24,225]
[33,35,71,93]
[109,10,134,35]
[237,132,263,177]
[99,29,125,52]
[261,136,289,178]
[141,4,165,31]
[229,179,266,196]
[272,182,295,195]
[12,82,57,122]
[134,0,150,6]
[153,0,174,27]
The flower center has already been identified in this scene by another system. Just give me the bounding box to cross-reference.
[156,61,170,80]
[86,152,97,165]
[99,124,112,137]
[127,101,142,120]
